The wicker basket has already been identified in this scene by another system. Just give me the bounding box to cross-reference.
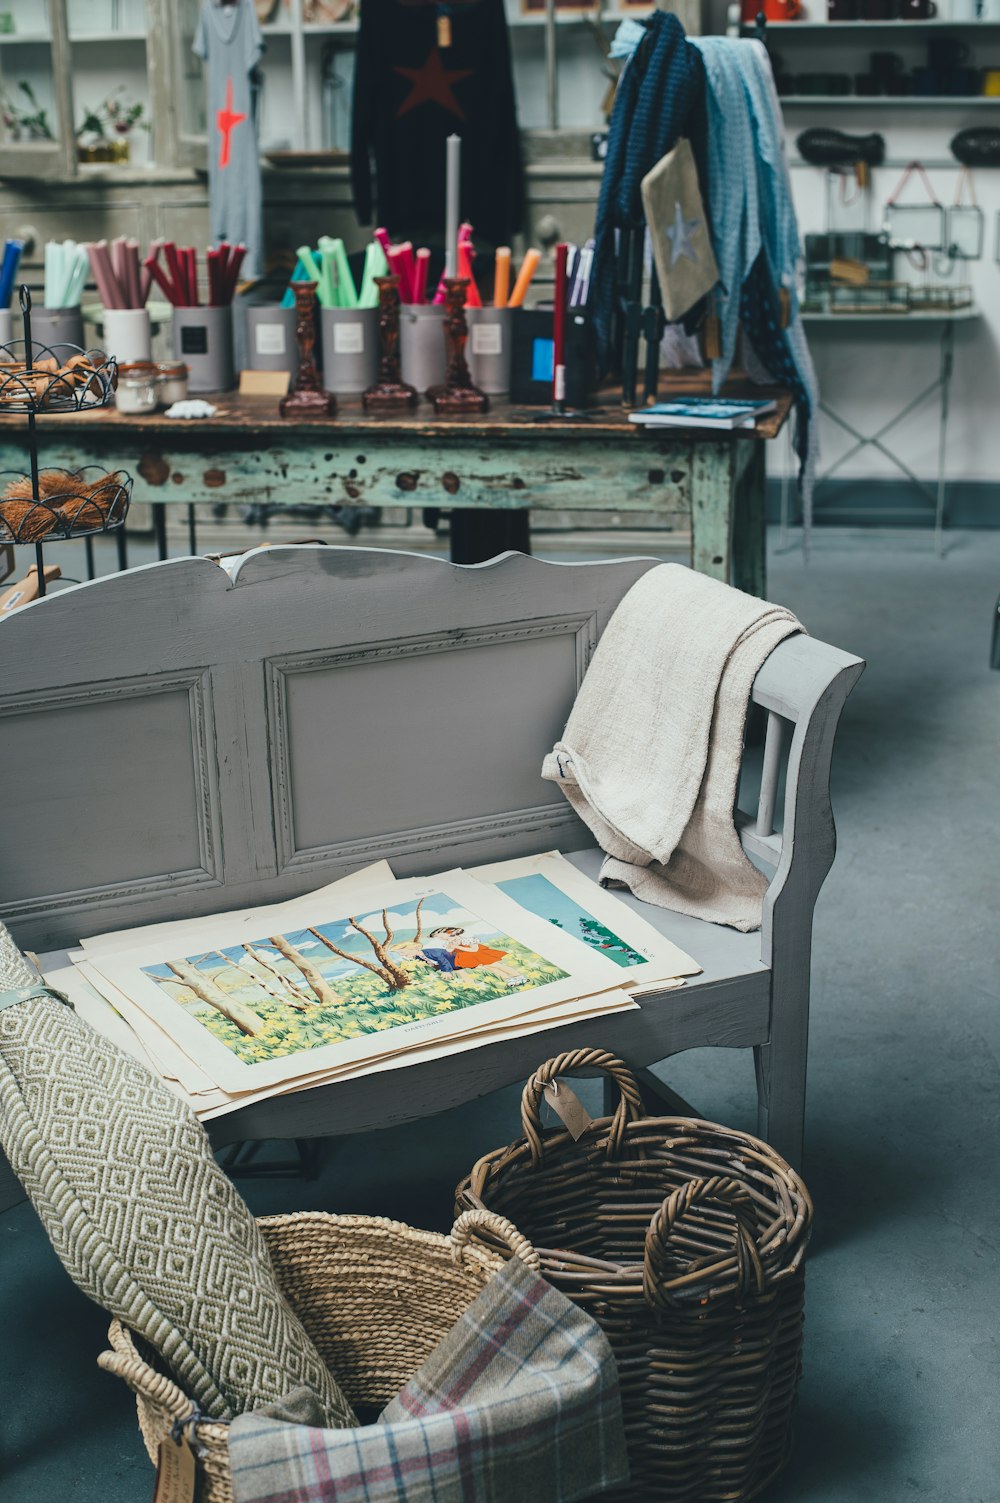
[97,1208,534,1503]
[455,1049,814,1503]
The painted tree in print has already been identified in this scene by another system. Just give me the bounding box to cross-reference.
[267,933,342,1006]
[156,957,264,1036]
[305,896,426,993]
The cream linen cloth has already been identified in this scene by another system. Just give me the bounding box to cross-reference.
[541,564,802,932]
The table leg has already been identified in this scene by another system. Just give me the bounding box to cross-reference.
[115,525,128,573]
[690,445,736,586]
[934,319,954,559]
[733,442,767,599]
[448,509,531,564]
[153,502,168,562]
[187,503,198,556]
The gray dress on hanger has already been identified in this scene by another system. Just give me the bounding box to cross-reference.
[194,0,265,279]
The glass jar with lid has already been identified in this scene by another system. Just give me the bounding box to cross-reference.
[155,361,189,405]
[115,362,158,415]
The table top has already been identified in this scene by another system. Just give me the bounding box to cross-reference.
[1,374,794,444]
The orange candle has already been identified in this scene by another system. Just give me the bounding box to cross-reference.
[508,248,540,308]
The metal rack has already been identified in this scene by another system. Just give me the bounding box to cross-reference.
[0,285,130,596]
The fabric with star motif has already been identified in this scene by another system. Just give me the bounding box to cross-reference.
[194,0,264,279]
[640,137,720,323]
[350,0,523,247]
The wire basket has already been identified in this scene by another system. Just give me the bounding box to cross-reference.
[0,467,132,543]
[0,339,118,412]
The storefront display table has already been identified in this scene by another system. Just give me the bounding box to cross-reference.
[0,377,793,595]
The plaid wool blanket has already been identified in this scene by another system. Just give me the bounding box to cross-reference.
[228,1255,628,1503]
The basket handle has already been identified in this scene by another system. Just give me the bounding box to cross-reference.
[520,1048,644,1166]
[96,1319,195,1421]
[450,1209,542,1271]
[642,1176,765,1312]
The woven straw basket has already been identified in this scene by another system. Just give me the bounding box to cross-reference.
[97,1208,533,1503]
[454,1049,814,1503]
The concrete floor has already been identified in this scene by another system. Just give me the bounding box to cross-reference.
[2,528,999,1502]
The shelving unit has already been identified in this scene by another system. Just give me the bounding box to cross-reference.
[745,18,1000,28]
[780,95,1000,105]
[0,286,130,596]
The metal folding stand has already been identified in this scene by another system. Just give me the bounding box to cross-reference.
[796,309,977,556]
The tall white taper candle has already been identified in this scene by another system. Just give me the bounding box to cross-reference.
[445,133,461,278]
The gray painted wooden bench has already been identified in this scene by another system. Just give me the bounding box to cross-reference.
[0,546,863,1212]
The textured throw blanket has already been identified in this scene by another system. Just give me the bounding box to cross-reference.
[541,565,802,931]
[229,1255,628,1503]
[0,923,355,1427]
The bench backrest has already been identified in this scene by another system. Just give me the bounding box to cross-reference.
[0,546,861,954]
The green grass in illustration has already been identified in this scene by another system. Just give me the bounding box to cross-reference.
[184,937,565,1065]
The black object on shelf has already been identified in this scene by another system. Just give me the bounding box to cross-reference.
[796,128,886,169]
[951,127,1000,168]
[0,285,129,597]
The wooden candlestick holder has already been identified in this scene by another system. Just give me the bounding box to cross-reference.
[279,282,336,419]
[431,278,488,415]
[363,275,417,410]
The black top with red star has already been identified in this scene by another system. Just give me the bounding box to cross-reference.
[350,0,523,247]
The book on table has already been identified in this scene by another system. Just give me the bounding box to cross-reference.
[628,398,777,430]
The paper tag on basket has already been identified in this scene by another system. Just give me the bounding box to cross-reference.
[153,1433,198,1503]
[543,1080,593,1140]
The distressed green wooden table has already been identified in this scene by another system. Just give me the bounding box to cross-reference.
[0,377,792,594]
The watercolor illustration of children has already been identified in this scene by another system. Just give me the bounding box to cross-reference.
[394,939,458,973]
[428,926,526,988]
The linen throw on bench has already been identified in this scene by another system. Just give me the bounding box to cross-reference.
[0,922,356,1427]
[229,1253,629,1503]
[541,564,802,931]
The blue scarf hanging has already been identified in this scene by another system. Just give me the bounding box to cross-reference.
[590,13,706,372]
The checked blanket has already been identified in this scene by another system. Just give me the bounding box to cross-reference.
[229,1254,629,1503]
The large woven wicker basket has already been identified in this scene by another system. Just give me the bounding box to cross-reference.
[97,1208,532,1503]
[455,1049,814,1503]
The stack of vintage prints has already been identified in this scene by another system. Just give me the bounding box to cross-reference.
[45,853,701,1121]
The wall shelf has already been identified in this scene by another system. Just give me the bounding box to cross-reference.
[780,94,1000,105]
[0,30,148,43]
[746,18,1000,30]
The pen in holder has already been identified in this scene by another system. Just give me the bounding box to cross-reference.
[279,282,336,418]
[363,276,418,410]
[533,241,588,423]
[430,278,488,415]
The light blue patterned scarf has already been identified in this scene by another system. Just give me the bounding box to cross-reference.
[692,37,819,547]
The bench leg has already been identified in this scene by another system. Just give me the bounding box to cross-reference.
[754,972,809,1174]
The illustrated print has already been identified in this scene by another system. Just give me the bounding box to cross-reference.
[494,874,648,968]
[141,892,566,1065]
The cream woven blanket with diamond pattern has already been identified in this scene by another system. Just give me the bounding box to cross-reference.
[0,924,355,1426]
